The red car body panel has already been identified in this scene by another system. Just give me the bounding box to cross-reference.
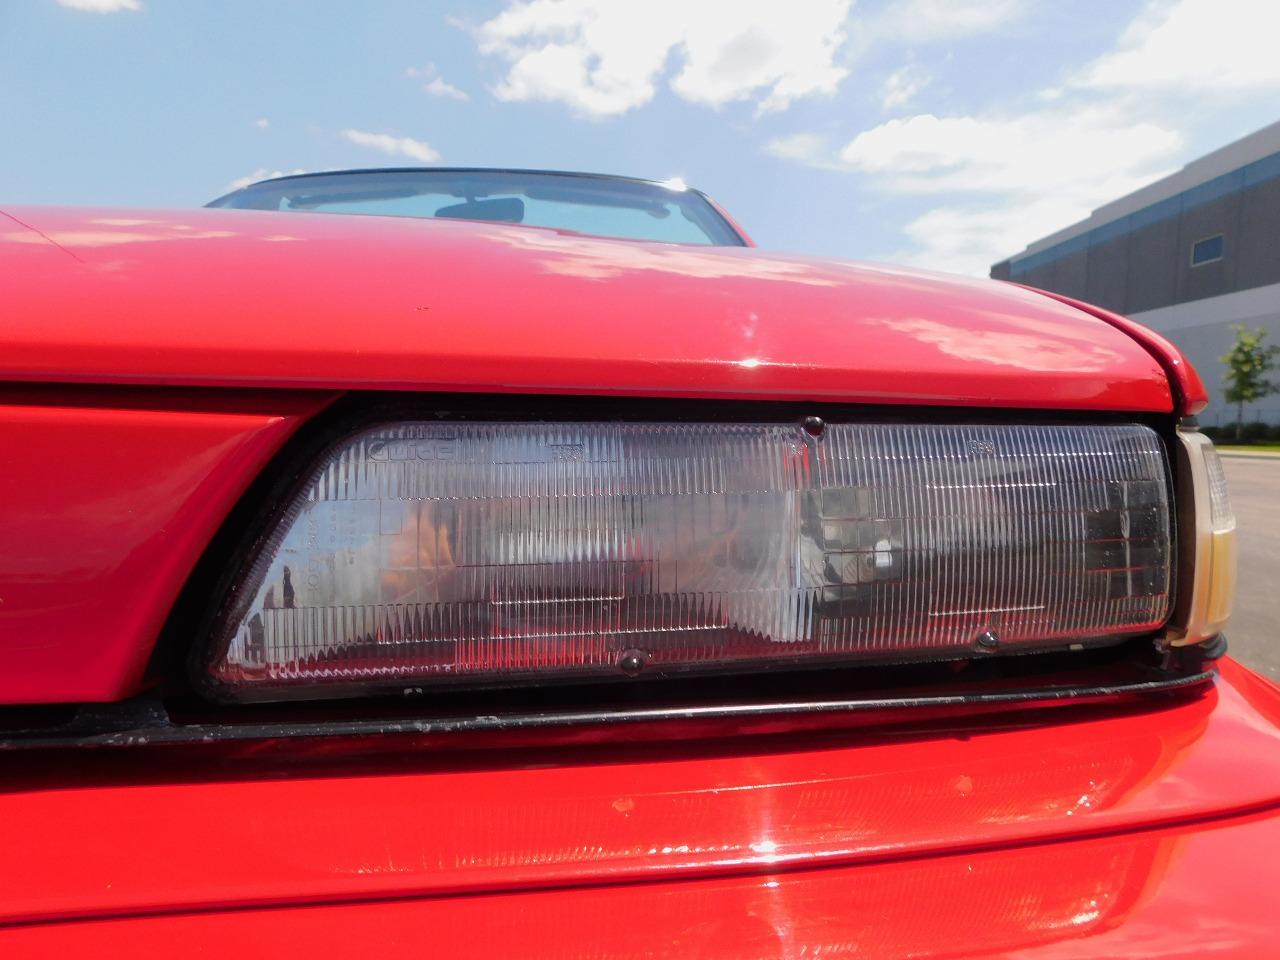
[0,201,1270,955]
[5,812,1277,959]
[1,661,1278,956]
[0,387,335,703]
[0,662,1276,926]
[1020,284,1211,416]
[0,206,1173,411]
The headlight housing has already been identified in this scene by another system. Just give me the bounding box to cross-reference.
[200,419,1176,702]
[1166,428,1236,645]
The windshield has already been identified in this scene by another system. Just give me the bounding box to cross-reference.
[206,169,745,246]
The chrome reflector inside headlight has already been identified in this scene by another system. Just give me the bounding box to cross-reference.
[204,421,1172,700]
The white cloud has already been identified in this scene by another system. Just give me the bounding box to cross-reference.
[769,0,1274,276]
[839,108,1180,197]
[55,0,140,11]
[225,168,306,192]
[1074,0,1280,94]
[407,64,471,101]
[827,0,1280,277]
[868,0,1024,42]
[474,0,851,118]
[424,76,470,101]
[894,198,1101,276]
[766,132,830,164]
[835,106,1182,275]
[340,129,440,162]
[879,65,929,111]
[254,118,270,129]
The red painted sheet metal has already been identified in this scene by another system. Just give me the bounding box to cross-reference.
[1017,284,1210,416]
[2,661,1277,926]
[0,206,1172,412]
[6,810,1275,958]
[0,389,335,703]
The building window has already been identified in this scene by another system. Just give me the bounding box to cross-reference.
[1191,234,1225,266]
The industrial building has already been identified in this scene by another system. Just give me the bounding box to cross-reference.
[992,120,1280,426]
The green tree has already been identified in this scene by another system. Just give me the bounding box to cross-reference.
[1220,324,1279,440]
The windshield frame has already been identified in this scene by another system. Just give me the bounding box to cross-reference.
[206,167,750,247]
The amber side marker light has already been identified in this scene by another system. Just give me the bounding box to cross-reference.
[200,421,1176,702]
[1166,429,1236,646]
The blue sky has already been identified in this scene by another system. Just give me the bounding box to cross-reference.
[3,0,1278,274]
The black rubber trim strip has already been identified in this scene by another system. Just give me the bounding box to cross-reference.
[0,668,1213,751]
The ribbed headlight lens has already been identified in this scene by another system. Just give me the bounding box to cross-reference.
[204,421,1173,700]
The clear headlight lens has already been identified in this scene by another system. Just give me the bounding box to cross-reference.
[203,421,1173,700]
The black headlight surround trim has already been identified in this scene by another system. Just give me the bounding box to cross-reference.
[149,392,1183,710]
[5,640,1220,752]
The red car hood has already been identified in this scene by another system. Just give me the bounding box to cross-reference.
[0,205,1171,411]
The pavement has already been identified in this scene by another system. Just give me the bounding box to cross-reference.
[1217,446,1280,460]
[1220,452,1279,678]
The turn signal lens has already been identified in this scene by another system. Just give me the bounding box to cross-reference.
[1167,430,1236,644]
[204,421,1173,701]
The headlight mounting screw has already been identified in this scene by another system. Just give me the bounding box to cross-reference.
[619,648,649,677]
[976,630,1001,652]
[802,416,825,438]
